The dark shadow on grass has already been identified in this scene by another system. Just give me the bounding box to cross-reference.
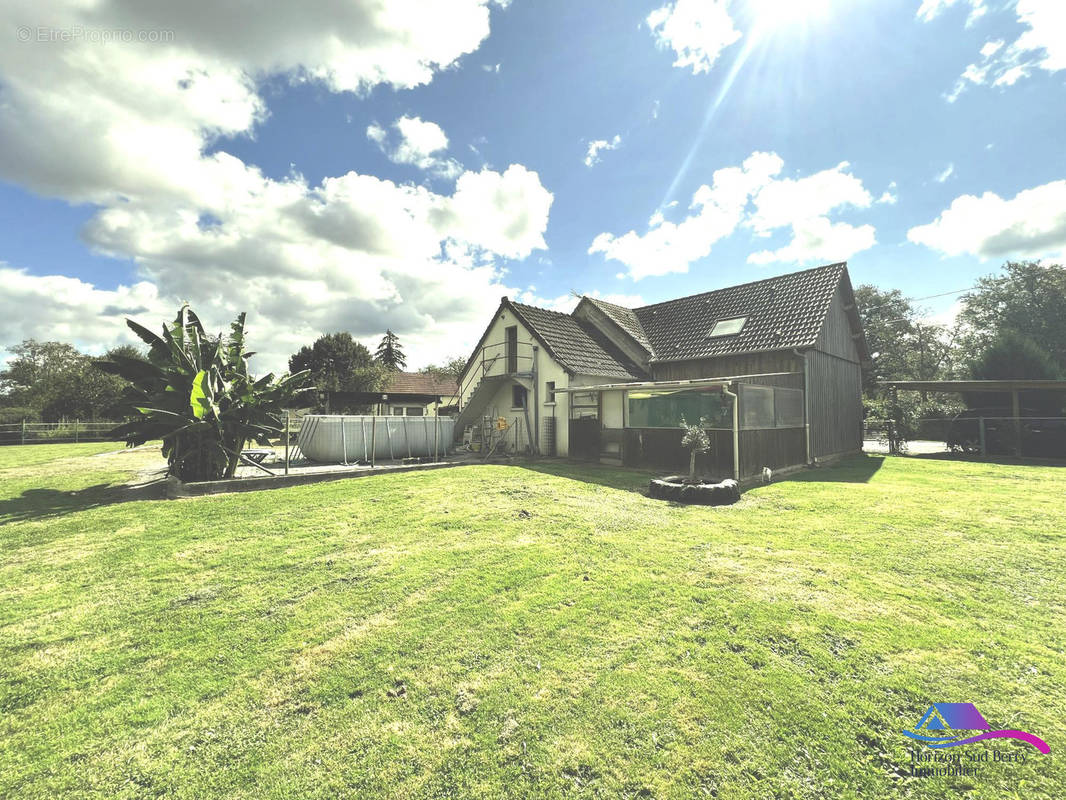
[781,455,886,484]
[904,451,1066,468]
[0,478,168,525]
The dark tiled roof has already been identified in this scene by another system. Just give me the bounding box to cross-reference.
[509,302,648,380]
[631,263,849,361]
[584,297,653,355]
[386,371,458,396]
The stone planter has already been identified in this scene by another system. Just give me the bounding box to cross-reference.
[648,475,740,505]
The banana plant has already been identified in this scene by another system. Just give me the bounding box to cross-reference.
[98,305,310,482]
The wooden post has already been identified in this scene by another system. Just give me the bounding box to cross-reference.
[403,415,411,458]
[434,405,440,461]
[284,411,290,475]
[370,414,377,467]
[978,417,986,457]
[74,419,79,444]
[21,418,26,446]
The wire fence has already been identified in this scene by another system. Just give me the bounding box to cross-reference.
[864,416,1066,459]
[0,420,121,446]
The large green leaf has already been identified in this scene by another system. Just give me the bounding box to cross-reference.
[189,370,211,419]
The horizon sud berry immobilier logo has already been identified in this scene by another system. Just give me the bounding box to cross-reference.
[902,703,1049,778]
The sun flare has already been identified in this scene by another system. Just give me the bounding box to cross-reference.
[746,0,832,29]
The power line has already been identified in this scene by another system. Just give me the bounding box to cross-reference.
[860,285,977,315]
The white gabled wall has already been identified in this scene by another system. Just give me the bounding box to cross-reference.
[458,304,574,456]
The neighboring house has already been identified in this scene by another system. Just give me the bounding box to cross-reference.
[375,372,458,417]
[454,262,869,481]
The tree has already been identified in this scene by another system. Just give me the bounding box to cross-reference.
[855,285,954,396]
[680,415,710,480]
[100,305,309,482]
[419,356,466,384]
[0,340,137,421]
[375,329,406,370]
[288,332,387,412]
[966,331,1063,414]
[956,261,1066,373]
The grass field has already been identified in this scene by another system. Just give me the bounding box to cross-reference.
[1,444,1063,799]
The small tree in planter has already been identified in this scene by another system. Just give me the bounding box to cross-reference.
[680,415,710,481]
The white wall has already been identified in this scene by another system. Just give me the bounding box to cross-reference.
[458,305,573,455]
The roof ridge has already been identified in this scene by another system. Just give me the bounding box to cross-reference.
[510,299,574,318]
[585,296,634,312]
[634,262,846,312]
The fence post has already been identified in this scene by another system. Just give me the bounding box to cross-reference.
[74,419,79,444]
[284,411,290,475]
[978,417,986,457]
[434,407,440,461]
[370,414,377,468]
[21,418,26,446]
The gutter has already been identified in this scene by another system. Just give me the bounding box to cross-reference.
[794,348,812,464]
[722,383,740,482]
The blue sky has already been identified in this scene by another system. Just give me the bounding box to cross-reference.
[1,0,1064,371]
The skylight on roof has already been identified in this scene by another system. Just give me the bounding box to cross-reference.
[707,316,747,337]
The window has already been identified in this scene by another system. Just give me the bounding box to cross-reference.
[627,389,730,429]
[512,384,527,409]
[738,384,805,429]
[707,316,747,337]
[505,325,518,373]
[739,385,774,429]
[406,406,424,416]
[545,380,556,403]
[391,407,404,416]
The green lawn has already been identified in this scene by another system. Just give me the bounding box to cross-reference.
[1,444,1063,799]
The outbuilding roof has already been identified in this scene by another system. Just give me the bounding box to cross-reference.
[385,371,458,397]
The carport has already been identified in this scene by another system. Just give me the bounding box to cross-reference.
[881,379,1066,457]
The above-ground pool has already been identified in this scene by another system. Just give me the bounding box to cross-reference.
[298,415,454,463]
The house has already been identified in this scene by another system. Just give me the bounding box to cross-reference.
[454,262,869,481]
[375,372,459,417]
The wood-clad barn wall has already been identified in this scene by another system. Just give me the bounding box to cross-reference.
[807,283,863,458]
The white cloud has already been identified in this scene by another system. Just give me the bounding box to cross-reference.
[747,161,873,234]
[907,180,1066,260]
[367,115,463,178]
[0,265,171,356]
[646,0,741,74]
[980,39,1005,58]
[878,182,899,205]
[590,152,780,280]
[590,153,877,278]
[515,288,645,314]
[935,163,955,183]
[917,0,987,26]
[748,218,876,265]
[921,300,964,329]
[933,0,1066,100]
[584,135,621,167]
[0,0,552,372]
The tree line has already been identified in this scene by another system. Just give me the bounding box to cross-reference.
[2,260,1062,424]
[857,260,1065,426]
[1,326,467,422]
